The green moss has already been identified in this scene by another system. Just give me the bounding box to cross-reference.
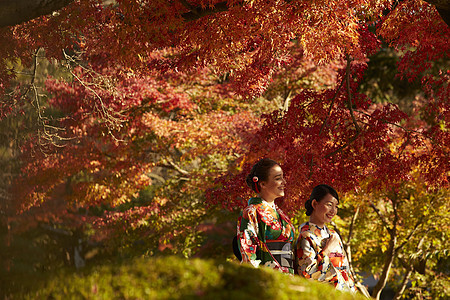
[16,256,365,300]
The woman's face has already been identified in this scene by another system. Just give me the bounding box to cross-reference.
[311,193,339,227]
[259,164,286,201]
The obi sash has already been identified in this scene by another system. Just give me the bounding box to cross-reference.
[266,240,293,268]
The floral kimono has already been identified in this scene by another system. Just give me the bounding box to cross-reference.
[237,197,295,274]
[295,222,357,292]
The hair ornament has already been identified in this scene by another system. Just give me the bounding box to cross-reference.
[252,176,259,182]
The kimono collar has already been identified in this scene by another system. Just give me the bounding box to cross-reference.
[263,199,276,210]
[248,197,276,210]
[308,221,327,231]
[248,197,263,205]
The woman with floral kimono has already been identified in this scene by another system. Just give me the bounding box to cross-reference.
[237,158,295,274]
[294,184,358,292]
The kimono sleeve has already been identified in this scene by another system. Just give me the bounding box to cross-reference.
[237,206,261,268]
[295,233,334,280]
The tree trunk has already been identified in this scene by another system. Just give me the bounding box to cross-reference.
[393,236,426,300]
[371,235,397,300]
[393,263,413,300]
[370,194,399,300]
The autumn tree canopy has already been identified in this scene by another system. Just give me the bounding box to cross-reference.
[1,0,450,28]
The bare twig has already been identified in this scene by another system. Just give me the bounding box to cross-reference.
[23,48,73,153]
[62,50,126,141]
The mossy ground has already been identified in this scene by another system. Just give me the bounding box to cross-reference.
[9,256,367,300]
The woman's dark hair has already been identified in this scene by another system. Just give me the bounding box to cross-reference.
[246,158,279,193]
[305,184,339,216]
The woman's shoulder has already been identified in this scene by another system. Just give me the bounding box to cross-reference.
[247,197,263,206]
[241,198,264,217]
[298,222,309,230]
[299,222,326,238]
[298,222,312,236]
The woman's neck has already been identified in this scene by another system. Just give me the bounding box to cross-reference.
[308,216,325,228]
[259,192,275,203]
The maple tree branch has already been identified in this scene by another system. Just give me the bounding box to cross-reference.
[381,0,450,26]
[343,206,368,296]
[324,134,360,158]
[353,109,440,154]
[324,57,362,159]
[354,117,435,166]
[354,109,421,135]
[282,88,292,112]
[393,257,413,300]
[369,201,393,236]
[330,205,359,262]
[168,160,190,176]
[392,193,399,234]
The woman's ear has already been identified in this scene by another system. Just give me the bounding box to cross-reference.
[259,180,266,190]
[311,199,318,209]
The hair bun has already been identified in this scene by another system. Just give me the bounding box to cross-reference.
[305,198,314,216]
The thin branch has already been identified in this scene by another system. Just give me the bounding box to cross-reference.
[324,55,362,158]
[369,201,393,236]
[324,133,360,158]
[147,173,166,184]
[347,205,360,247]
[62,50,126,141]
[282,88,292,112]
[395,220,422,252]
[354,109,423,135]
[159,159,190,176]
[23,48,72,153]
